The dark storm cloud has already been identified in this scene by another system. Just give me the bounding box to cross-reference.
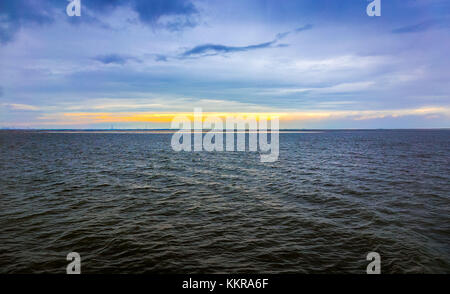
[87,0,199,30]
[81,0,199,31]
[0,0,198,44]
[0,0,54,44]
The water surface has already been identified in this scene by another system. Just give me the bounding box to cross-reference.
[0,130,449,273]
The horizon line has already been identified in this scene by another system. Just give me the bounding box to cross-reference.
[1,128,449,131]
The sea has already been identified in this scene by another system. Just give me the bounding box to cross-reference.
[0,129,449,273]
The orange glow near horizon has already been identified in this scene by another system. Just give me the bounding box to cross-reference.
[61,112,285,123]
[28,106,450,126]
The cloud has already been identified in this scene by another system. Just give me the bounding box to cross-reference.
[0,0,198,45]
[181,41,276,58]
[64,0,198,23]
[295,24,313,32]
[0,0,54,44]
[65,8,113,30]
[275,24,313,40]
[392,20,437,34]
[160,15,198,32]
[258,81,376,96]
[86,0,199,30]
[155,55,168,62]
[93,54,141,65]
[180,24,313,58]
[2,103,40,111]
[131,0,197,25]
[275,31,290,40]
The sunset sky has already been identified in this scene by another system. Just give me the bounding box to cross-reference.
[0,0,449,129]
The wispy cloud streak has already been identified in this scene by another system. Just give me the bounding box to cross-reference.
[392,20,437,34]
[93,54,141,65]
[181,24,312,58]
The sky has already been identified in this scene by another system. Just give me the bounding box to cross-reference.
[0,0,449,129]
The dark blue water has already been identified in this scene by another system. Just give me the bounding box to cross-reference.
[0,130,449,273]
